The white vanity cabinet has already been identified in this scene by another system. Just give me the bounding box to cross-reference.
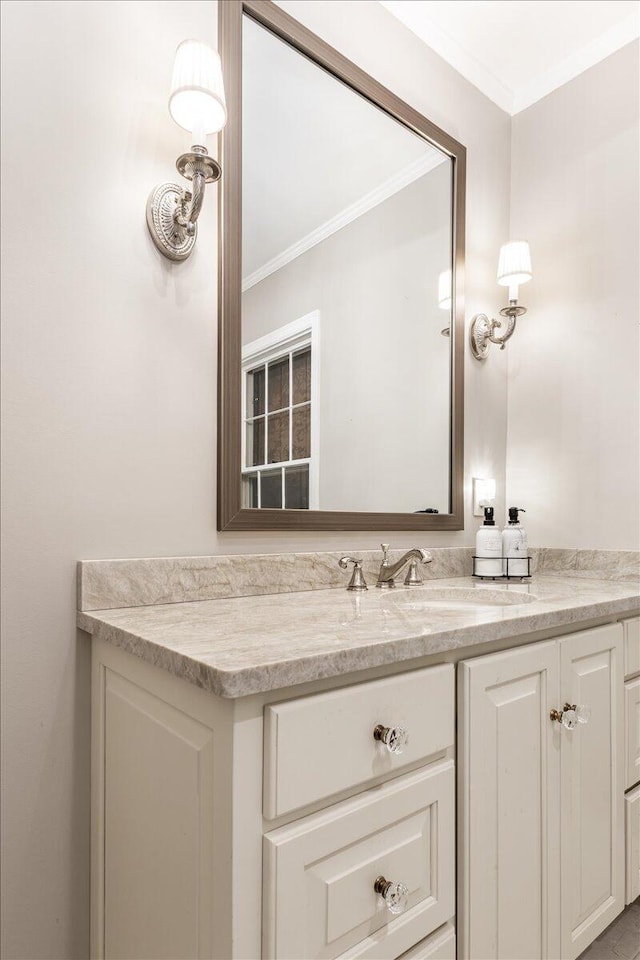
[91,616,636,960]
[458,622,625,960]
[91,642,456,960]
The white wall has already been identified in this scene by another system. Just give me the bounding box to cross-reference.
[506,41,640,549]
[0,1,510,956]
[243,167,452,513]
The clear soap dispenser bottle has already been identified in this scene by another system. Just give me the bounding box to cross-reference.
[502,507,528,576]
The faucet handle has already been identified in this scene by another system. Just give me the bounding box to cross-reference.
[339,556,368,591]
[404,559,423,586]
[380,543,390,566]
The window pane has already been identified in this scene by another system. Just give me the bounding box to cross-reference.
[268,411,289,464]
[292,348,311,405]
[268,357,289,412]
[246,417,265,467]
[285,465,309,509]
[261,469,282,508]
[246,366,265,417]
[292,405,310,460]
[242,473,258,508]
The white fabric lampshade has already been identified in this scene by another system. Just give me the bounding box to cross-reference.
[438,269,452,310]
[169,40,227,143]
[497,241,532,288]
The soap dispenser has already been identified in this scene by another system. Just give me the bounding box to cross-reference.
[475,506,503,577]
[502,507,529,576]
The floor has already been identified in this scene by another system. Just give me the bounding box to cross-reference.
[577,901,640,960]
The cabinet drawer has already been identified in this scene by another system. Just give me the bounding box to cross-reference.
[335,919,455,960]
[263,760,455,960]
[624,617,640,678]
[264,664,454,818]
[626,676,640,790]
[626,784,640,904]
[340,922,455,960]
[394,923,455,960]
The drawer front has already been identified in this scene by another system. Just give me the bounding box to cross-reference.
[264,664,454,818]
[624,617,640,679]
[626,676,640,790]
[263,760,455,960]
[340,921,456,960]
[625,784,640,904]
[396,924,456,960]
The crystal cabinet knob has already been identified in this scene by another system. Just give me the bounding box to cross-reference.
[550,703,590,730]
[373,724,409,755]
[576,704,591,724]
[374,876,409,915]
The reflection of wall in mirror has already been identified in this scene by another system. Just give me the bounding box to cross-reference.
[242,163,452,514]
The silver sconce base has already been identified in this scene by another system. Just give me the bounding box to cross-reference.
[469,314,495,360]
[470,303,526,360]
[146,147,221,262]
[146,182,198,262]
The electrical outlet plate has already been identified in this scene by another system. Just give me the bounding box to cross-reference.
[472,477,496,516]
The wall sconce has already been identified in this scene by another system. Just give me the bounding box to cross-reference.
[438,269,452,337]
[146,40,227,262]
[470,241,532,360]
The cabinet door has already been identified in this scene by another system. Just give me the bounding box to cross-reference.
[102,670,216,960]
[623,617,640,679]
[625,676,640,789]
[458,641,561,960]
[625,784,640,904]
[559,623,625,960]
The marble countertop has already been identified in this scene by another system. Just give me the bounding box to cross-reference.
[77,575,640,698]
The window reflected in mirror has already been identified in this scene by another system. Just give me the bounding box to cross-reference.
[242,316,316,509]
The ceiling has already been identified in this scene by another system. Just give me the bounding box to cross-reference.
[379,0,640,115]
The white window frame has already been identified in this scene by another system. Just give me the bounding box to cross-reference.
[241,311,320,510]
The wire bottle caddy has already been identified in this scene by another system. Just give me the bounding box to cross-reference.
[472,554,532,580]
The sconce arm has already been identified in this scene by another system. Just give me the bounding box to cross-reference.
[470,302,527,360]
[487,313,517,349]
[174,171,206,235]
[146,145,221,262]
[174,146,221,231]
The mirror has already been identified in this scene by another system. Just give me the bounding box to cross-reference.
[218,0,466,531]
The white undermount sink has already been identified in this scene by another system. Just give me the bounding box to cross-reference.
[385,587,538,611]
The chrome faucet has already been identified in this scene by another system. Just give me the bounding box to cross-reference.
[376,543,432,588]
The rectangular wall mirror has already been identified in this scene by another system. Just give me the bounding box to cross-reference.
[218,0,466,531]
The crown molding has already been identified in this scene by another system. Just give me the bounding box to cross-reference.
[378,0,514,114]
[379,1,639,117]
[513,13,640,114]
[242,150,445,292]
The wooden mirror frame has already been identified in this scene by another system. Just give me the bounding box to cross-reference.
[217,0,466,531]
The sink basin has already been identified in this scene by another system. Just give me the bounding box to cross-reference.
[385,587,538,611]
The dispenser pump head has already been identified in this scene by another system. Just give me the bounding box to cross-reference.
[483,506,496,526]
[508,506,526,524]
